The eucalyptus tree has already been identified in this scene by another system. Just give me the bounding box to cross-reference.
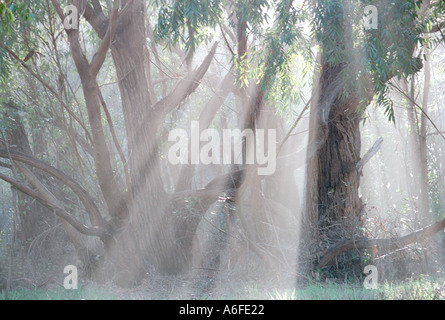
[305,0,445,275]
[2,0,442,288]
[0,0,310,286]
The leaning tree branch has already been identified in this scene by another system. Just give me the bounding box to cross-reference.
[90,0,120,77]
[318,216,445,268]
[0,148,106,229]
[51,0,90,75]
[52,0,129,223]
[82,0,109,38]
[14,161,109,238]
[0,172,107,237]
[153,42,218,120]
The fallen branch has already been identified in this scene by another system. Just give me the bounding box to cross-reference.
[317,216,445,268]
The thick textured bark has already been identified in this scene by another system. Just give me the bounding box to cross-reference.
[305,62,372,271]
[316,92,363,232]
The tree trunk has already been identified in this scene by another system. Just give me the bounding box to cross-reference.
[107,0,202,284]
[316,100,363,236]
[305,63,368,273]
[419,49,430,221]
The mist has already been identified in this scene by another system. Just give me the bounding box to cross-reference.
[0,0,444,301]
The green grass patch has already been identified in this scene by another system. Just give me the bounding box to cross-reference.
[380,275,445,300]
[1,286,117,300]
[270,283,381,300]
[2,275,445,300]
[270,276,445,300]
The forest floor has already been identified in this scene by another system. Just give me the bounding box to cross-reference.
[2,236,445,300]
[2,272,445,300]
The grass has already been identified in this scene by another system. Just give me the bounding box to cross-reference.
[270,283,382,300]
[380,275,445,300]
[270,276,445,300]
[1,275,444,300]
[1,286,118,300]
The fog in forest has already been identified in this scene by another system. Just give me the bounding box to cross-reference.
[0,0,445,300]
